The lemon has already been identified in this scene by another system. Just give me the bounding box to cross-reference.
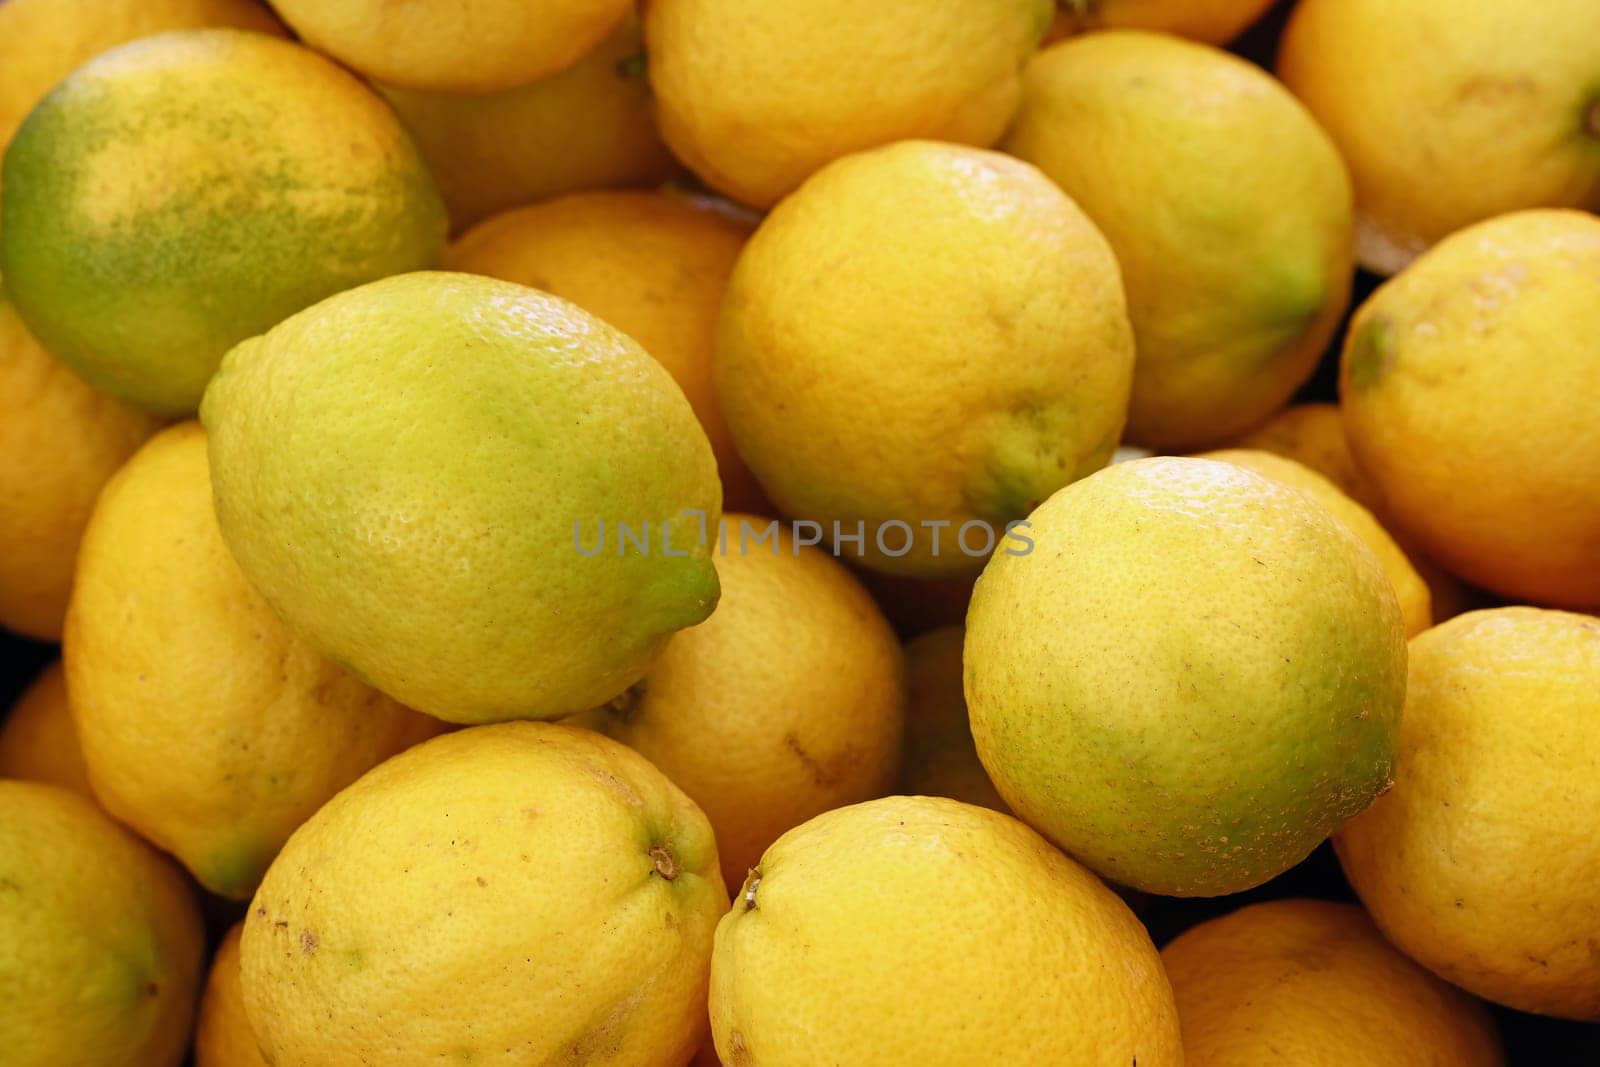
[1228,404,1479,623]
[446,190,765,512]
[0,29,445,414]
[710,795,1181,1065]
[1279,0,1600,273]
[898,626,1007,811]
[1340,209,1600,609]
[580,514,905,890]
[1198,449,1431,636]
[1164,899,1503,1066]
[1049,0,1277,45]
[0,661,92,798]
[715,140,1134,577]
[645,0,1052,207]
[378,15,673,232]
[1003,31,1353,449]
[270,0,632,93]
[1230,403,1382,511]
[0,0,284,209]
[1337,607,1600,1021]
[202,271,722,724]
[966,457,1407,896]
[64,422,443,898]
[194,924,267,1067]
[0,292,159,640]
[242,723,727,1065]
[0,780,204,1067]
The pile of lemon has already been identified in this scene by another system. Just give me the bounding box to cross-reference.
[1,0,1598,1064]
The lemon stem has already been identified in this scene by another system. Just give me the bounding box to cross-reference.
[741,870,761,911]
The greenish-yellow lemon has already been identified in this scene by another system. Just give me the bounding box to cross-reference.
[201,271,722,724]
[0,780,204,1067]
[0,29,445,414]
[966,456,1407,896]
[0,0,285,212]
[1003,31,1353,449]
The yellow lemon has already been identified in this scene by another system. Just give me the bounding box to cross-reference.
[0,293,159,640]
[0,0,284,208]
[644,0,1052,207]
[202,272,722,723]
[967,457,1406,896]
[378,16,674,232]
[1279,0,1600,273]
[1198,449,1431,636]
[194,924,267,1067]
[0,780,204,1067]
[0,29,445,414]
[64,422,443,899]
[1340,209,1600,609]
[898,626,1007,811]
[1164,899,1503,1066]
[580,514,905,891]
[1230,403,1382,510]
[242,723,727,1065]
[715,140,1134,577]
[1003,31,1353,449]
[1227,404,1480,623]
[710,796,1181,1065]
[1049,0,1277,46]
[270,0,633,93]
[0,661,92,798]
[1337,607,1600,1021]
[446,190,764,512]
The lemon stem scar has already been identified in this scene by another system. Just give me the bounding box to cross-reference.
[649,843,679,881]
[741,869,761,911]
[1586,95,1600,140]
